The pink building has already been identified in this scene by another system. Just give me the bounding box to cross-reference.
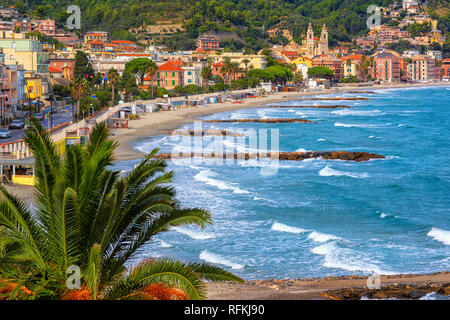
[196,36,219,51]
[38,19,56,36]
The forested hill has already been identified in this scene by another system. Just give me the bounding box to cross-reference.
[2,0,449,51]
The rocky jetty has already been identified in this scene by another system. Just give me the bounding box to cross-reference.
[166,130,244,137]
[155,151,385,162]
[205,118,314,123]
[298,97,370,101]
[269,105,350,109]
[344,91,375,94]
[322,283,450,300]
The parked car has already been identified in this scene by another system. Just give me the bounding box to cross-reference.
[9,119,25,129]
[0,127,11,138]
[34,112,44,120]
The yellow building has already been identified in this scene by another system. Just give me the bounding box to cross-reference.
[24,78,42,100]
[291,56,312,67]
[207,52,267,70]
[0,32,49,73]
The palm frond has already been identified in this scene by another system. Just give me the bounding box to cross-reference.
[105,258,205,300]
[84,244,102,300]
[187,262,244,282]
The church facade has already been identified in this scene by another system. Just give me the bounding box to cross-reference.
[305,23,329,58]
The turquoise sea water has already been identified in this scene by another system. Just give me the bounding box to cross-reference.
[111,86,450,280]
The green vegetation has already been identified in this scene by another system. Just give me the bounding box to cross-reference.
[307,66,334,79]
[0,120,242,300]
[3,0,404,51]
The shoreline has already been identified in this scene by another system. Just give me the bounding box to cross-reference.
[111,82,449,162]
[206,272,450,300]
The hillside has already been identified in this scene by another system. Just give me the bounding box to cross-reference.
[2,0,449,51]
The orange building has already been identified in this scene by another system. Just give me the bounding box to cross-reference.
[442,59,450,79]
[144,61,184,91]
[312,55,343,80]
[371,52,406,83]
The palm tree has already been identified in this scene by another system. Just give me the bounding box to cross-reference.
[241,58,250,72]
[145,60,158,99]
[69,78,89,121]
[221,57,233,83]
[0,120,242,300]
[108,68,120,106]
[231,62,240,81]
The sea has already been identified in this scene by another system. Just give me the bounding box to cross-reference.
[111,85,450,281]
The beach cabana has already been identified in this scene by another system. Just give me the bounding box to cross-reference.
[0,157,35,186]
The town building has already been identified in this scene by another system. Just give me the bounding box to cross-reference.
[312,55,342,80]
[208,52,266,70]
[49,54,75,80]
[84,31,108,44]
[442,59,450,80]
[0,32,48,73]
[196,36,219,51]
[306,23,329,58]
[38,19,56,36]
[407,54,436,81]
[341,54,364,79]
[182,66,202,87]
[371,51,406,82]
[144,60,184,91]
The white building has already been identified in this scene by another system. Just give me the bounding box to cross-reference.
[182,66,202,87]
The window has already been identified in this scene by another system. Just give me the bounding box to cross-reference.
[172,80,175,86]
[188,79,192,83]
[188,71,192,75]
[172,72,175,77]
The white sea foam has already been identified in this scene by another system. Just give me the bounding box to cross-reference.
[331,109,385,116]
[427,227,450,246]
[311,242,392,274]
[271,222,308,234]
[194,169,250,194]
[368,135,376,138]
[295,148,308,152]
[160,240,173,248]
[307,231,341,243]
[199,250,244,270]
[380,213,388,219]
[317,138,326,142]
[319,165,368,179]
[334,122,378,128]
[172,227,216,240]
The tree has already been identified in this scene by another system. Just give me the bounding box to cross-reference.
[69,78,89,121]
[107,68,120,105]
[292,72,303,85]
[125,58,153,85]
[307,66,334,79]
[0,121,242,300]
[241,58,250,71]
[201,66,212,89]
[145,60,158,98]
[74,51,94,81]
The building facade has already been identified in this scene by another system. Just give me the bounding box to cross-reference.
[407,55,436,81]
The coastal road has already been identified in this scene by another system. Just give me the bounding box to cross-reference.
[0,109,73,143]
